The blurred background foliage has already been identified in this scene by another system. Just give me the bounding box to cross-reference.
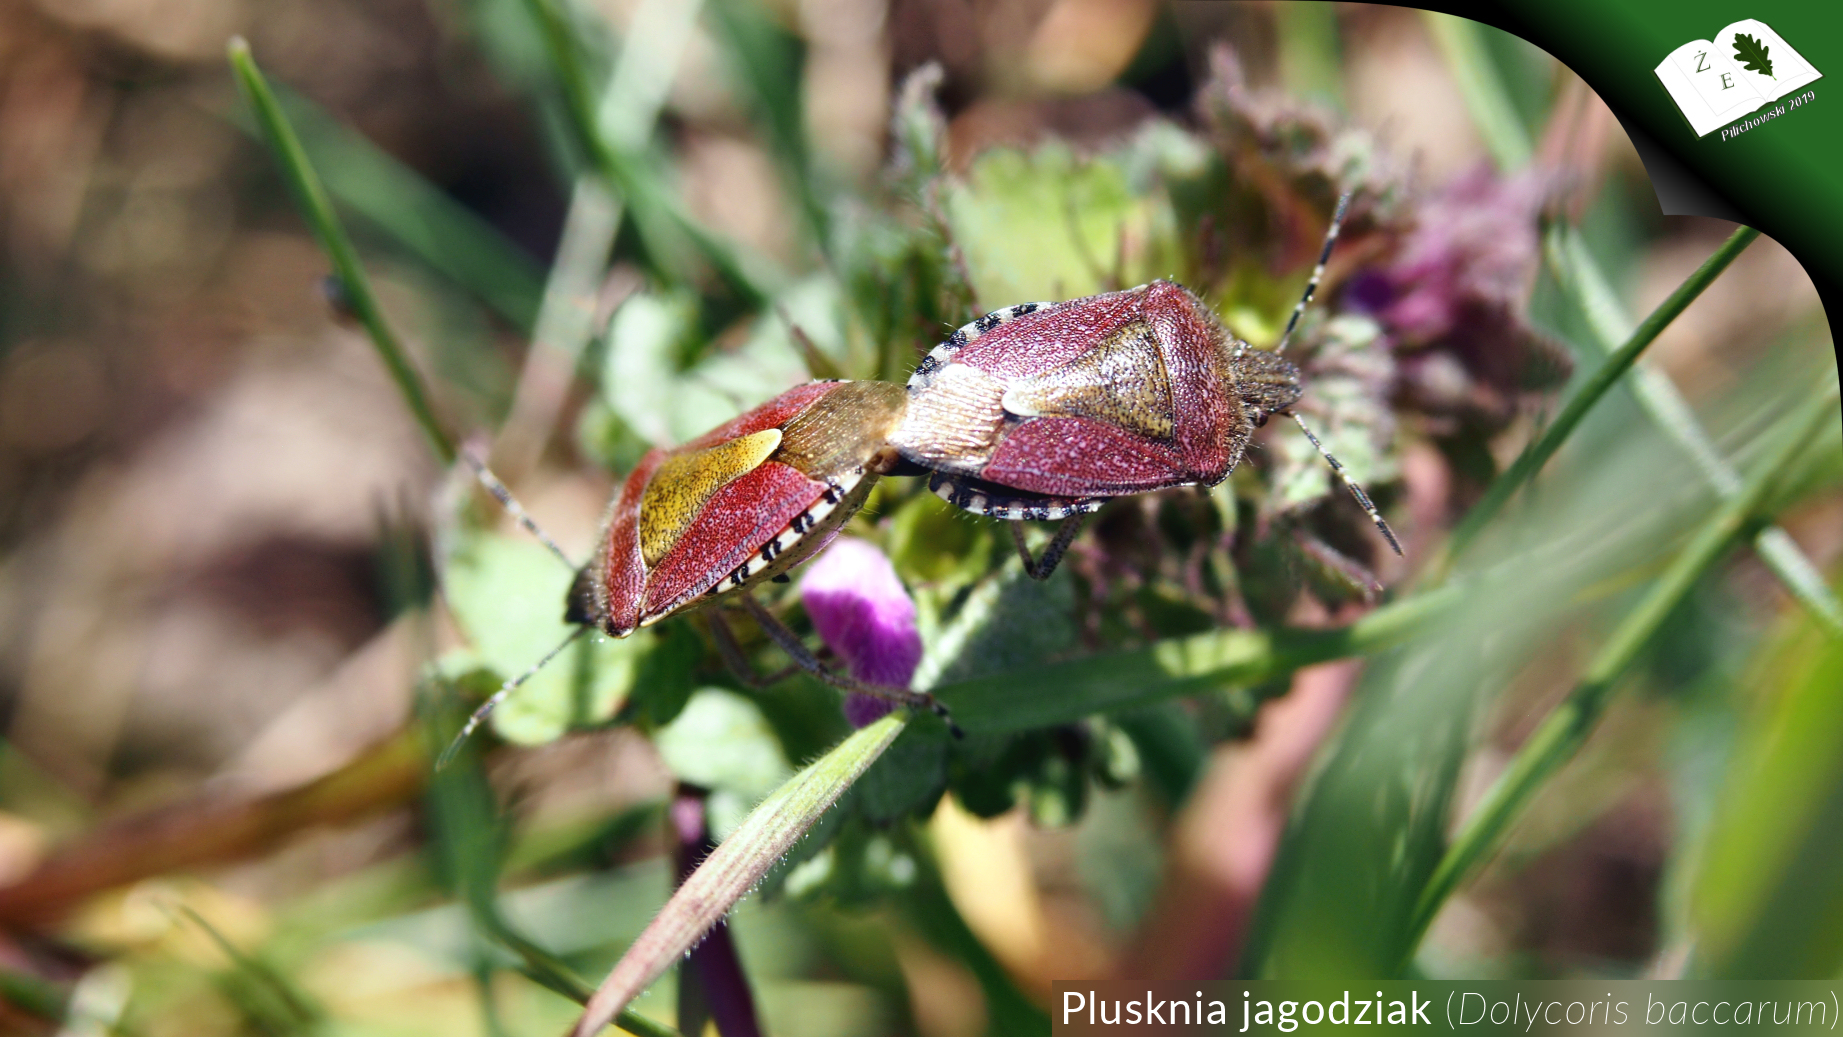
[0,0,1839,1035]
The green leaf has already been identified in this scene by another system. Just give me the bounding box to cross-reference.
[599,288,814,446]
[945,142,1181,306]
[1732,32,1775,78]
[439,530,646,745]
[630,622,701,727]
[852,723,949,823]
[652,689,793,821]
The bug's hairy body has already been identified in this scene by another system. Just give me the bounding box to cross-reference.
[573,380,908,637]
[893,279,1305,516]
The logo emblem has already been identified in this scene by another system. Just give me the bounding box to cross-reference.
[1655,18,1821,137]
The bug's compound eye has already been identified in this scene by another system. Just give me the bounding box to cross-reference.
[1251,409,1270,428]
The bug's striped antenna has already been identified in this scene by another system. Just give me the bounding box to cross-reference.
[1274,188,1355,356]
[436,625,589,769]
[461,448,580,572]
[1288,411,1403,556]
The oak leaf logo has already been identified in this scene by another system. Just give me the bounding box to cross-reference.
[1732,32,1775,78]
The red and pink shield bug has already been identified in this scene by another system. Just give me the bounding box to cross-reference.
[443,379,956,764]
[889,189,1401,578]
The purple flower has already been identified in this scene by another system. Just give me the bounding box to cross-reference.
[1349,165,1573,432]
[1375,165,1548,344]
[799,537,923,727]
[671,784,762,1037]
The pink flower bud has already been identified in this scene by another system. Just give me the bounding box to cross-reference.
[799,537,923,726]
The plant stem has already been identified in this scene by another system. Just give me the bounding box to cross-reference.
[227,38,455,465]
[934,581,1462,734]
[1404,378,1842,957]
[1430,225,1760,579]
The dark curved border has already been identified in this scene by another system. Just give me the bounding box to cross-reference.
[1405,0,1843,347]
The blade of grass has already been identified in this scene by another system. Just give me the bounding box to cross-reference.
[1405,378,1842,958]
[239,86,548,331]
[520,0,770,307]
[1275,1,1345,109]
[1692,621,1843,978]
[1420,12,1531,169]
[424,691,683,1037]
[228,39,455,465]
[1431,224,1761,577]
[493,0,702,476]
[0,968,69,1026]
[1547,227,1843,635]
[934,582,1461,734]
[568,714,908,1037]
[1431,10,1843,632]
[491,176,620,478]
[705,0,828,247]
[175,905,321,1031]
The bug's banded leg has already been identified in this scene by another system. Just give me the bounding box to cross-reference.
[706,609,800,689]
[739,595,963,738]
[1009,513,1089,581]
[1286,412,1403,556]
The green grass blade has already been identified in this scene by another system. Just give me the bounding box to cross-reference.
[1276,1,1345,108]
[423,692,682,1037]
[492,176,620,476]
[248,87,547,331]
[496,0,703,474]
[705,0,828,246]
[1692,619,1843,978]
[228,38,455,465]
[1405,378,1843,959]
[1547,227,1843,635]
[1429,10,1841,632]
[520,0,770,306]
[1435,225,1761,574]
[568,714,908,1037]
[933,583,1461,734]
[1421,12,1531,169]
[0,968,67,1025]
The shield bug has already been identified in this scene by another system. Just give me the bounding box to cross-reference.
[443,378,956,763]
[889,190,1400,578]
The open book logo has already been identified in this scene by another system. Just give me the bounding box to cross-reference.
[1655,19,1821,137]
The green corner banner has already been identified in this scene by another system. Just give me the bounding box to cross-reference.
[1436,0,1843,306]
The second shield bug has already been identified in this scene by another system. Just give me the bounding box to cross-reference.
[446,378,956,762]
[889,190,1400,578]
